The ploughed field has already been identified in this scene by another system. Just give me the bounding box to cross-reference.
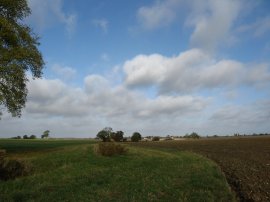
[129,136,270,202]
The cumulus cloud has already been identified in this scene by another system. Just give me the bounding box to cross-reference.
[51,64,77,80]
[0,74,211,137]
[187,0,241,51]
[136,0,242,51]
[137,0,181,30]
[123,49,270,94]
[27,0,77,35]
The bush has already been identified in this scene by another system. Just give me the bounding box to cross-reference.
[0,150,32,181]
[0,149,6,162]
[152,136,160,141]
[94,143,128,157]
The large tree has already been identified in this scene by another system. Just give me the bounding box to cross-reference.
[131,132,142,142]
[0,0,44,117]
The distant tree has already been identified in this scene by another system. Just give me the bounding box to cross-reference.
[29,135,36,139]
[189,132,200,139]
[41,130,50,139]
[23,135,28,139]
[96,130,110,142]
[17,135,21,139]
[131,132,141,142]
[111,131,124,142]
[0,0,44,117]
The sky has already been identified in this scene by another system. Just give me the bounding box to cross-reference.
[1,0,270,138]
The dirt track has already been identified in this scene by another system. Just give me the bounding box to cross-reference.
[130,136,270,201]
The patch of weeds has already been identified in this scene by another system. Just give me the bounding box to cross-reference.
[93,143,128,157]
[0,149,32,181]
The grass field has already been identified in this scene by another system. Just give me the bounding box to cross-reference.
[129,136,270,201]
[0,139,235,201]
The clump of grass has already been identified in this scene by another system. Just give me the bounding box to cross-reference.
[0,149,6,161]
[94,142,128,156]
[0,149,32,181]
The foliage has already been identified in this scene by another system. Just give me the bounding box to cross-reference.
[152,136,160,141]
[111,131,124,142]
[185,132,200,139]
[0,0,44,117]
[41,130,50,139]
[93,142,128,156]
[11,135,21,139]
[23,134,28,139]
[96,130,110,142]
[29,135,36,139]
[131,132,142,142]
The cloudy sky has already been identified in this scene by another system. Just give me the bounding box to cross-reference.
[1,0,270,138]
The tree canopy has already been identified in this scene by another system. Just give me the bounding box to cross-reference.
[0,0,44,117]
[41,130,50,139]
[131,132,142,142]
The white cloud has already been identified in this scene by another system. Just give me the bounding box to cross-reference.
[51,64,77,80]
[237,16,270,37]
[187,0,241,52]
[27,0,77,35]
[137,0,181,30]
[124,49,270,94]
[92,19,108,33]
[0,74,210,137]
[207,101,270,134]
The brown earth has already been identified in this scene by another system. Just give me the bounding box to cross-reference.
[128,136,270,202]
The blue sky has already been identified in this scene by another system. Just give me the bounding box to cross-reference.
[1,0,270,138]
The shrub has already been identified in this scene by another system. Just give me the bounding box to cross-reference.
[0,150,32,181]
[94,143,128,156]
[152,136,160,141]
[0,149,6,162]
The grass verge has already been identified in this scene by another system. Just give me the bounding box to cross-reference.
[0,139,235,201]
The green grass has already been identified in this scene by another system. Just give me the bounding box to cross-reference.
[0,139,235,201]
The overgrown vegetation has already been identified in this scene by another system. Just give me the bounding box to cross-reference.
[94,142,128,156]
[0,149,31,181]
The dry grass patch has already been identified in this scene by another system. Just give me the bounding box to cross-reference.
[94,142,128,156]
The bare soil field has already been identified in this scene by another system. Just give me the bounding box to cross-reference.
[129,136,270,202]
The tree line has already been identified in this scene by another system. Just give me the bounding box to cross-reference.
[11,130,50,139]
[96,127,142,142]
